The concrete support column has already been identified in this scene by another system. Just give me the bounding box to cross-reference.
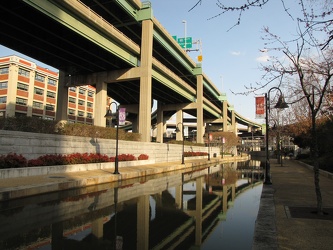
[55,71,68,123]
[156,101,164,143]
[175,185,183,209]
[176,109,183,141]
[196,72,204,143]
[91,218,104,239]
[231,110,237,134]
[195,177,203,246]
[139,19,153,142]
[222,101,228,132]
[94,80,108,127]
[137,195,150,250]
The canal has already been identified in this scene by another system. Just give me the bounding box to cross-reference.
[0,160,264,250]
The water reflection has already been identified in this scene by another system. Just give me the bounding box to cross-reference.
[0,160,263,250]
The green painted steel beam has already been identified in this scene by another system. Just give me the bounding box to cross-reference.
[152,70,195,102]
[114,0,140,20]
[153,30,194,73]
[23,0,139,66]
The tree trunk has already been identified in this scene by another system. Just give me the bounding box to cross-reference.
[311,111,323,215]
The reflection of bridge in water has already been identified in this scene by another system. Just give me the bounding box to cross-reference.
[0,161,263,249]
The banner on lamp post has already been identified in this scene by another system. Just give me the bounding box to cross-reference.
[118,108,126,125]
[255,96,265,119]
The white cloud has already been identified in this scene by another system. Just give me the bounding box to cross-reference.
[230,51,241,56]
[256,50,270,62]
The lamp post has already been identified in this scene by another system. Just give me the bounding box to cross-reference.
[175,122,185,164]
[182,20,187,52]
[105,102,120,174]
[265,87,289,184]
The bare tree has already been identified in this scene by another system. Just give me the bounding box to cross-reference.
[260,23,333,213]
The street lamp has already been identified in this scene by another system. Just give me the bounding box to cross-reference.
[265,87,289,184]
[175,122,185,164]
[105,102,120,174]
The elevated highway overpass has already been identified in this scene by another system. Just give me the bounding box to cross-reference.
[0,0,261,143]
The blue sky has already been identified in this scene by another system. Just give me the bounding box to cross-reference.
[0,0,302,123]
[150,0,302,122]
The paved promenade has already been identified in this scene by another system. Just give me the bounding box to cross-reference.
[253,158,333,250]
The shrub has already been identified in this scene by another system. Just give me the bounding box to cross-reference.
[0,153,28,169]
[184,151,208,157]
[138,154,149,160]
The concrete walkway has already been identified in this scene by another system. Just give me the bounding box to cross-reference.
[253,158,333,250]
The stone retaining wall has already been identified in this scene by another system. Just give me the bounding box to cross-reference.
[0,130,220,161]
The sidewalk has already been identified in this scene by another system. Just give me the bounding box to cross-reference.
[253,159,333,250]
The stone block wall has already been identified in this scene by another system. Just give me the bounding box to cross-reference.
[0,130,220,162]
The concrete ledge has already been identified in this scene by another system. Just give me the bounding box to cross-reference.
[0,159,155,179]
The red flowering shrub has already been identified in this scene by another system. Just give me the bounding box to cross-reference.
[1,152,147,168]
[184,151,208,157]
[138,154,149,160]
[110,154,136,162]
[0,153,27,169]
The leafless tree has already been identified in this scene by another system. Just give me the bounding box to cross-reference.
[260,23,333,213]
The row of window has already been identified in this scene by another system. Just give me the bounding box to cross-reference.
[68,108,93,118]
[4,97,92,118]
[0,67,57,85]
[69,96,93,107]
[69,86,94,97]
[15,82,56,98]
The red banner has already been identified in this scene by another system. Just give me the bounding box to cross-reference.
[255,96,265,119]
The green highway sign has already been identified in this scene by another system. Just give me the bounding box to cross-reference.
[177,37,192,49]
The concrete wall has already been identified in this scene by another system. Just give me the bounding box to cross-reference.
[0,130,220,162]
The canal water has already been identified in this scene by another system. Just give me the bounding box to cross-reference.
[0,160,264,250]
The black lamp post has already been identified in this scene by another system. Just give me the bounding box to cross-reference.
[265,87,289,184]
[105,102,120,174]
[175,122,185,164]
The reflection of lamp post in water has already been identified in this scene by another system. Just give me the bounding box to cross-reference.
[175,122,185,164]
[265,87,289,184]
[104,102,120,174]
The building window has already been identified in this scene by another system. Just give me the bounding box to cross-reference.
[47,91,56,98]
[33,101,43,109]
[17,82,29,91]
[69,87,76,92]
[68,109,75,115]
[87,112,92,118]
[79,88,86,95]
[0,81,8,89]
[0,96,7,104]
[16,97,27,106]
[88,91,94,97]
[87,102,93,108]
[78,99,85,106]
[18,68,30,77]
[69,97,76,103]
[0,67,9,74]
[34,87,44,95]
[48,78,57,86]
[35,74,45,82]
[78,111,84,117]
[45,104,55,111]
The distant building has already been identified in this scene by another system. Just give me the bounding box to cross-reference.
[0,55,96,124]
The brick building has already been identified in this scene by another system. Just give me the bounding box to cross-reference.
[0,55,96,124]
